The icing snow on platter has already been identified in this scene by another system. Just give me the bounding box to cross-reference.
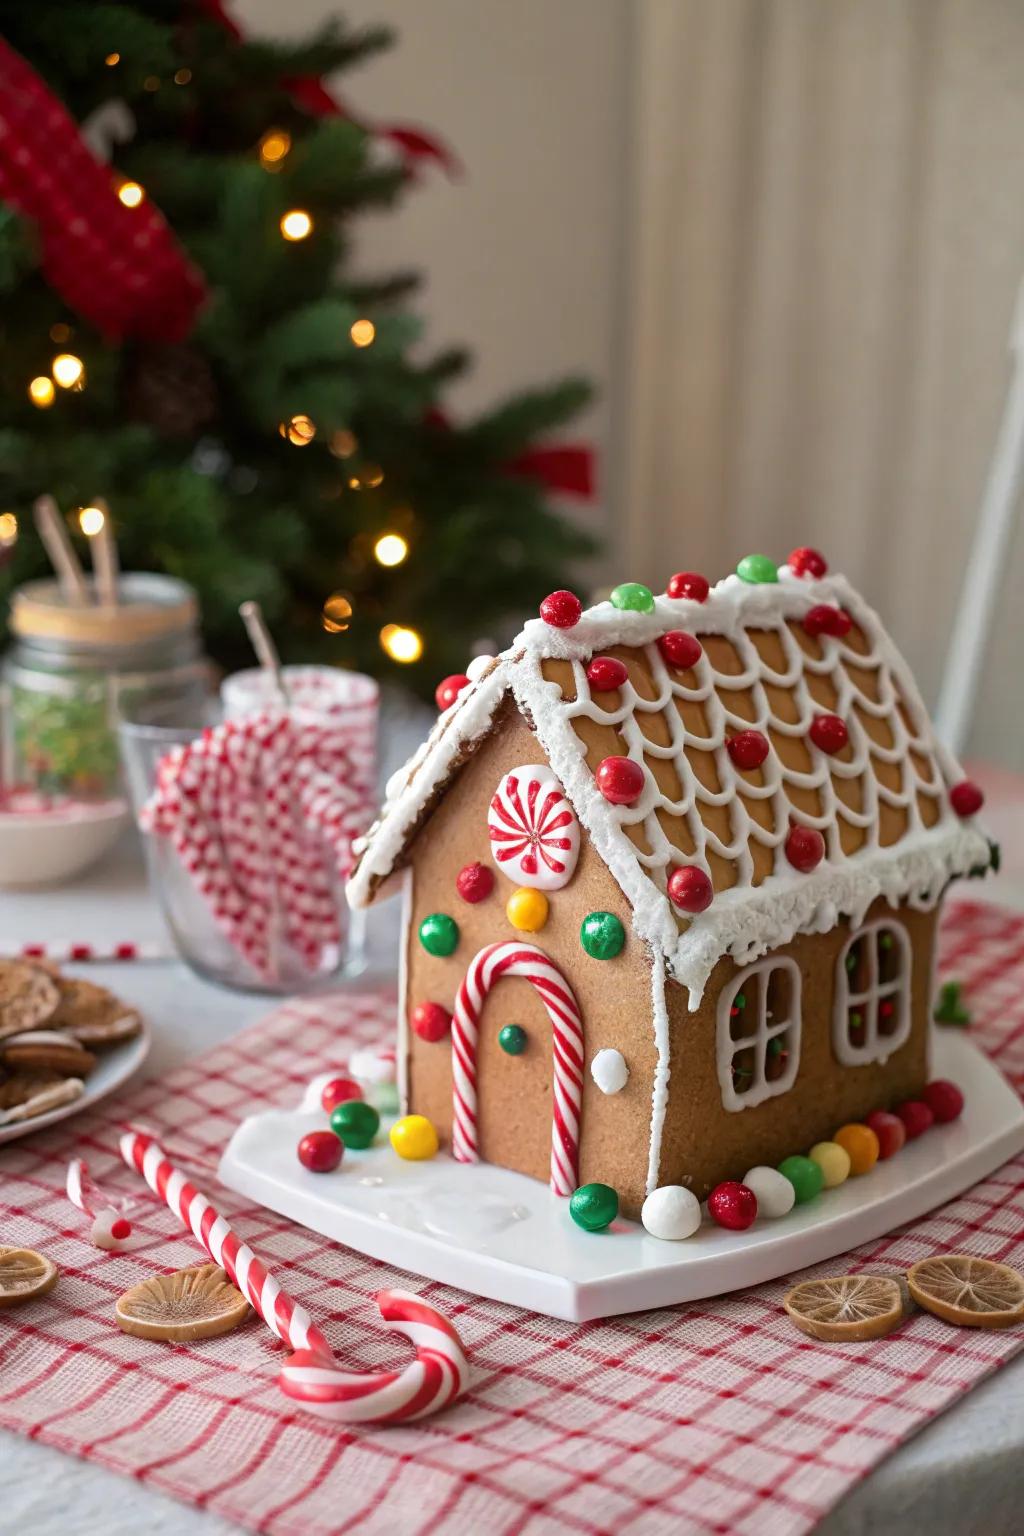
[487,766,580,890]
[219,1031,1024,1322]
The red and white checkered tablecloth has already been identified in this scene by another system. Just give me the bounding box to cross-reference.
[1,898,1023,1536]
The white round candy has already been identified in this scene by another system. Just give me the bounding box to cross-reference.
[349,1047,397,1086]
[590,1048,629,1095]
[742,1166,795,1220]
[90,1206,129,1251]
[466,654,495,682]
[641,1185,702,1241]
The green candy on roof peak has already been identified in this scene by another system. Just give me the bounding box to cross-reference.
[736,553,779,585]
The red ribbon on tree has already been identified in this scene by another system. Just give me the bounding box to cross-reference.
[0,41,207,343]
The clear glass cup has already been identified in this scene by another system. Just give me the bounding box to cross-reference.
[118,696,368,994]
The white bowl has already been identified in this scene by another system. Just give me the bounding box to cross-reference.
[0,795,128,888]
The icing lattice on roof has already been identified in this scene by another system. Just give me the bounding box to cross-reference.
[347,565,990,1005]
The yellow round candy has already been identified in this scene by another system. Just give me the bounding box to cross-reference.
[809,1140,851,1188]
[389,1114,439,1161]
[506,887,549,932]
[833,1122,880,1176]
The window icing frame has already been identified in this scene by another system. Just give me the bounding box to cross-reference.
[716,957,802,1112]
[833,918,912,1066]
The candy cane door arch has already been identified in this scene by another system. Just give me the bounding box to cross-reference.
[451,942,584,1195]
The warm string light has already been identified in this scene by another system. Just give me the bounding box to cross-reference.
[78,505,105,537]
[0,512,18,544]
[28,376,55,408]
[174,68,192,86]
[380,623,423,663]
[52,353,84,389]
[322,593,353,633]
[373,533,408,567]
[117,180,145,208]
[260,130,291,169]
[105,52,120,67]
[49,322,71,344]
[143,75,160,92]
[280,209,313,241]
[278,414,316,446]
[350,319,375,348]
[329,429,357,459]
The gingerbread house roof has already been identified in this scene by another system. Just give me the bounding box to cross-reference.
[347,560,991,1006]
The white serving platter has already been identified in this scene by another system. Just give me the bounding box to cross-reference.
[0,1018,151,1146]
[218,1031,1024,1322]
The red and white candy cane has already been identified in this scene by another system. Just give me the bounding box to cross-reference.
[67,1157,134,1249]
[451,942,584,1195]
[119,1129,470,1425]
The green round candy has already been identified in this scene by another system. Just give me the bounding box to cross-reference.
[778,1154,824,1204]
[569,1182,619,1232]
[418,912,459,957]
[580,911,626,960]
[610,582,655,613]
[499,1024,527,1055]
[736,553,779,585]
[330,1099,380,1149]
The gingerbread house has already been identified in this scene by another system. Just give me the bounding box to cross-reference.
[346,552,993,1219]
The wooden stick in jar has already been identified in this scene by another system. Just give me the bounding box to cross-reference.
[239,600,290,706]
[89,498,120,608]
[33,494,89,605]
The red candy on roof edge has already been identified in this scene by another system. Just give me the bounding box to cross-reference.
[667,571,710,602]
[595,756,645,805]
[586,655,628,691]
[435,673,470,711]
[788,547,828,579]
[539,589,582,628]
[785,825,826,873]
[658,630,703,669]
[668,866,714,913]
[803,604,852,639]
[950,781,984,818]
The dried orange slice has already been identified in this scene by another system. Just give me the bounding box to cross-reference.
[907,1254,1024,1329]
[0,1247,59,1308]
[784,1274,905,1341]
[115,1262,250,1341]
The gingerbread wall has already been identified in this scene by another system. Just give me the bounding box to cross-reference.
[656,896,938,1199]
[403,701,660,1216]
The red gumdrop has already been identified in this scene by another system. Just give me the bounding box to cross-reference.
[865,1109,906,1160]
[539,589,582,629]
[658,630,703,669]
[586,655,628,692]
[950,780,984,818]
[809,714,849,755]
[596,755,646,805]
[667,571,710,602]
[785,824,826,873]
[456,861,494,903]
[321,1076,363,1113]
[803,604,852,639]
[894,1099,934,1140]
[411,1002,452,1043]
[298,1130,343,1173]
[726,730,770,770]
[708,1181,758,1231]
[922,1079,964,1124]
[788,547,828,579]
[435,673,470,711]
[668,866,714,913]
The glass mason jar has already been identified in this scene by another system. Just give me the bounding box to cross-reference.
[5,574,209,800]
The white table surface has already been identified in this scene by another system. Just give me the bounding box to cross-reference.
[2,818,1023,1535]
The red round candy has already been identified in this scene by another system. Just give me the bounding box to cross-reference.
[922,1078,964,1124]
[298,1130,343,1173]
[708,1181,758,1231]
[667,571,709,602]
[110,1218,132,1240]
[658,631,703,670]
[668,866,714,913]
[411,1001,452,1043]
[809,714,848,755]
[586,655,628,692]
[321,1076,363,1113]
[726,730,770,770]
[539,589,582,629]
[788,547,828,579]
[894,1099,934,1140]
[803,604,852,639]
[435,673,470,711]
[595,756,646,805]
[456,861,494,903]
[865,1109,906,1160]
[950,780,984,818]
[785,824,826,873]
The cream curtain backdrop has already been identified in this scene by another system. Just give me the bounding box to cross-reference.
[619,0,1024,767]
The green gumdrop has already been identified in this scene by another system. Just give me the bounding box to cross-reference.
[330,1099,380,1148]
[778,1154,824,1204]
[418,912,459,957]
[498,1024,527,1055]
[736,553,779,585]
[580,911,626,960]
[569,1182,619,1232]
[933,980,970,1026]
[610,582,655,613]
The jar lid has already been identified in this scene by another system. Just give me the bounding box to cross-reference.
[10,574,199,647]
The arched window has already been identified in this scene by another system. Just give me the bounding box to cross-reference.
[833,920,912,1066]
[716,958,801,1111]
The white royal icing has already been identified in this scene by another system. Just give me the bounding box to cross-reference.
[487,765,580,890]
[590,1047,629,1095]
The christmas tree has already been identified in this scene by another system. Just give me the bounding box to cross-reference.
[0,2,594,694]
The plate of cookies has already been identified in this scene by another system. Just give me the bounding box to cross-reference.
[0,959,150,1143]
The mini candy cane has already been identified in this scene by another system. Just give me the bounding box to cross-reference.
[66,1157,135,1250]
[119,1129,470,1425]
